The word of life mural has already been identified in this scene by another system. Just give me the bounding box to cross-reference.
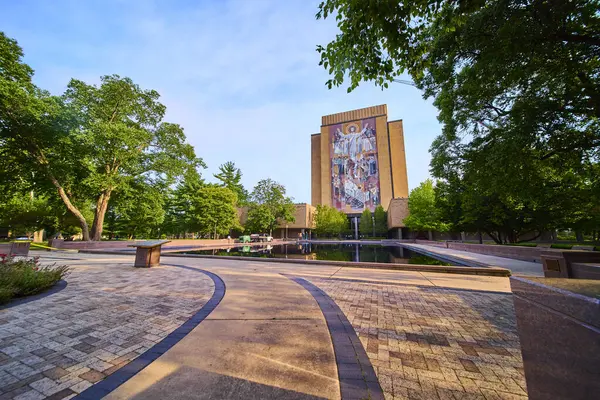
[330,117,380,211]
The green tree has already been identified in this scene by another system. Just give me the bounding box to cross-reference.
[404,180,449,233]
[316,1,600,241]
[63,75,202,240]
[432,141,598,243]
[189,185,240,238]
[214,161,248,205]
[359,209,373,237]
[317,1,600,156]
[161,168,205,237]
[0,33,203,241]
[314,205,347,237]
[0,193,50,235]
[373,205,388,236]
[104,181,166,239]
[245,179,295,234]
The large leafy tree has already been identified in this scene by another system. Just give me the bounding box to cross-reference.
[433,138,599,242]
[0,193,51,235]
[314,205,347,237]
[104,181,166,239]
[214,161,248,205]
[189,185,240,238]
[0,32,203,240]
[245,179,295,234]
[317,0,600,240]
[63,75,202,240]
[404,179,449,233]
[2,32,92,240]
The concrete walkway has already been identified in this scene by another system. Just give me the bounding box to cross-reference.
[104,262,340,400]
[402,243,544,277]
[2,252,524,399]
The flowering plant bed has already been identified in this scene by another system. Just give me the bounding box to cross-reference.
[0,254,69,304]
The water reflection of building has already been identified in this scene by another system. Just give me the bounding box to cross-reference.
[311,105,410,238]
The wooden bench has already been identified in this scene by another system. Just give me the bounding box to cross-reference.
[127,240,171,268]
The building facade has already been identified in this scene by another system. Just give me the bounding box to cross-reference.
[238,203,315,239]
[311,104,409,216]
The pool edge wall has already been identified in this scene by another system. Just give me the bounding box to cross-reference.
[74,249,511,277]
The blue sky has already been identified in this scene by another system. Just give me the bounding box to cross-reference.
[1,0,442,203]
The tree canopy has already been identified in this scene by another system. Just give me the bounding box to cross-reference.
[373,205,387,236]
[359,209,373,236]
[314,205,347,237]
[214,161,248,205]
[404,179,449,233]
[317,0,600,241]
[188,185,240,238]
[0,32,203,240]
[245,179,296,234]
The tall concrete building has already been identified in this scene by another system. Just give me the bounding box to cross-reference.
[311,105,409,237]
[311,104,408,208]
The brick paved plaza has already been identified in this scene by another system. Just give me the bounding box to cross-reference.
[0,258,214,399]
[311,277,527,400]
[0,254,528,399]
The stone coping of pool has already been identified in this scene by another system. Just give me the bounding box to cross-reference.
[511,276,600,326]
[76,249,511,277]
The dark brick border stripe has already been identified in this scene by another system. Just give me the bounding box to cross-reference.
[285,276,384,400]
[74,267,225,400]
[1,280,67,309]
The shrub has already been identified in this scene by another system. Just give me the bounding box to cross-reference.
[550,244,573,250]
[0,254,69,304]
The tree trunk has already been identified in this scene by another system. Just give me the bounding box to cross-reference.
[485,230,501,244]
[575,230,584,243]
[48,174,90,241]
[91,190,112,241]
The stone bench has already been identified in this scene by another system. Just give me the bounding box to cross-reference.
[128,240,171,268]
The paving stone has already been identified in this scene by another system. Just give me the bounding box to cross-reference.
[103,361,128,376]
[309,278,528,400]
[7,363,37,380]
[13,390,45,400]
[0,371,19,388]
[0,385,31,400]
[68,380,91,394]
[43,389,75,400]
[42,368,69,381]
